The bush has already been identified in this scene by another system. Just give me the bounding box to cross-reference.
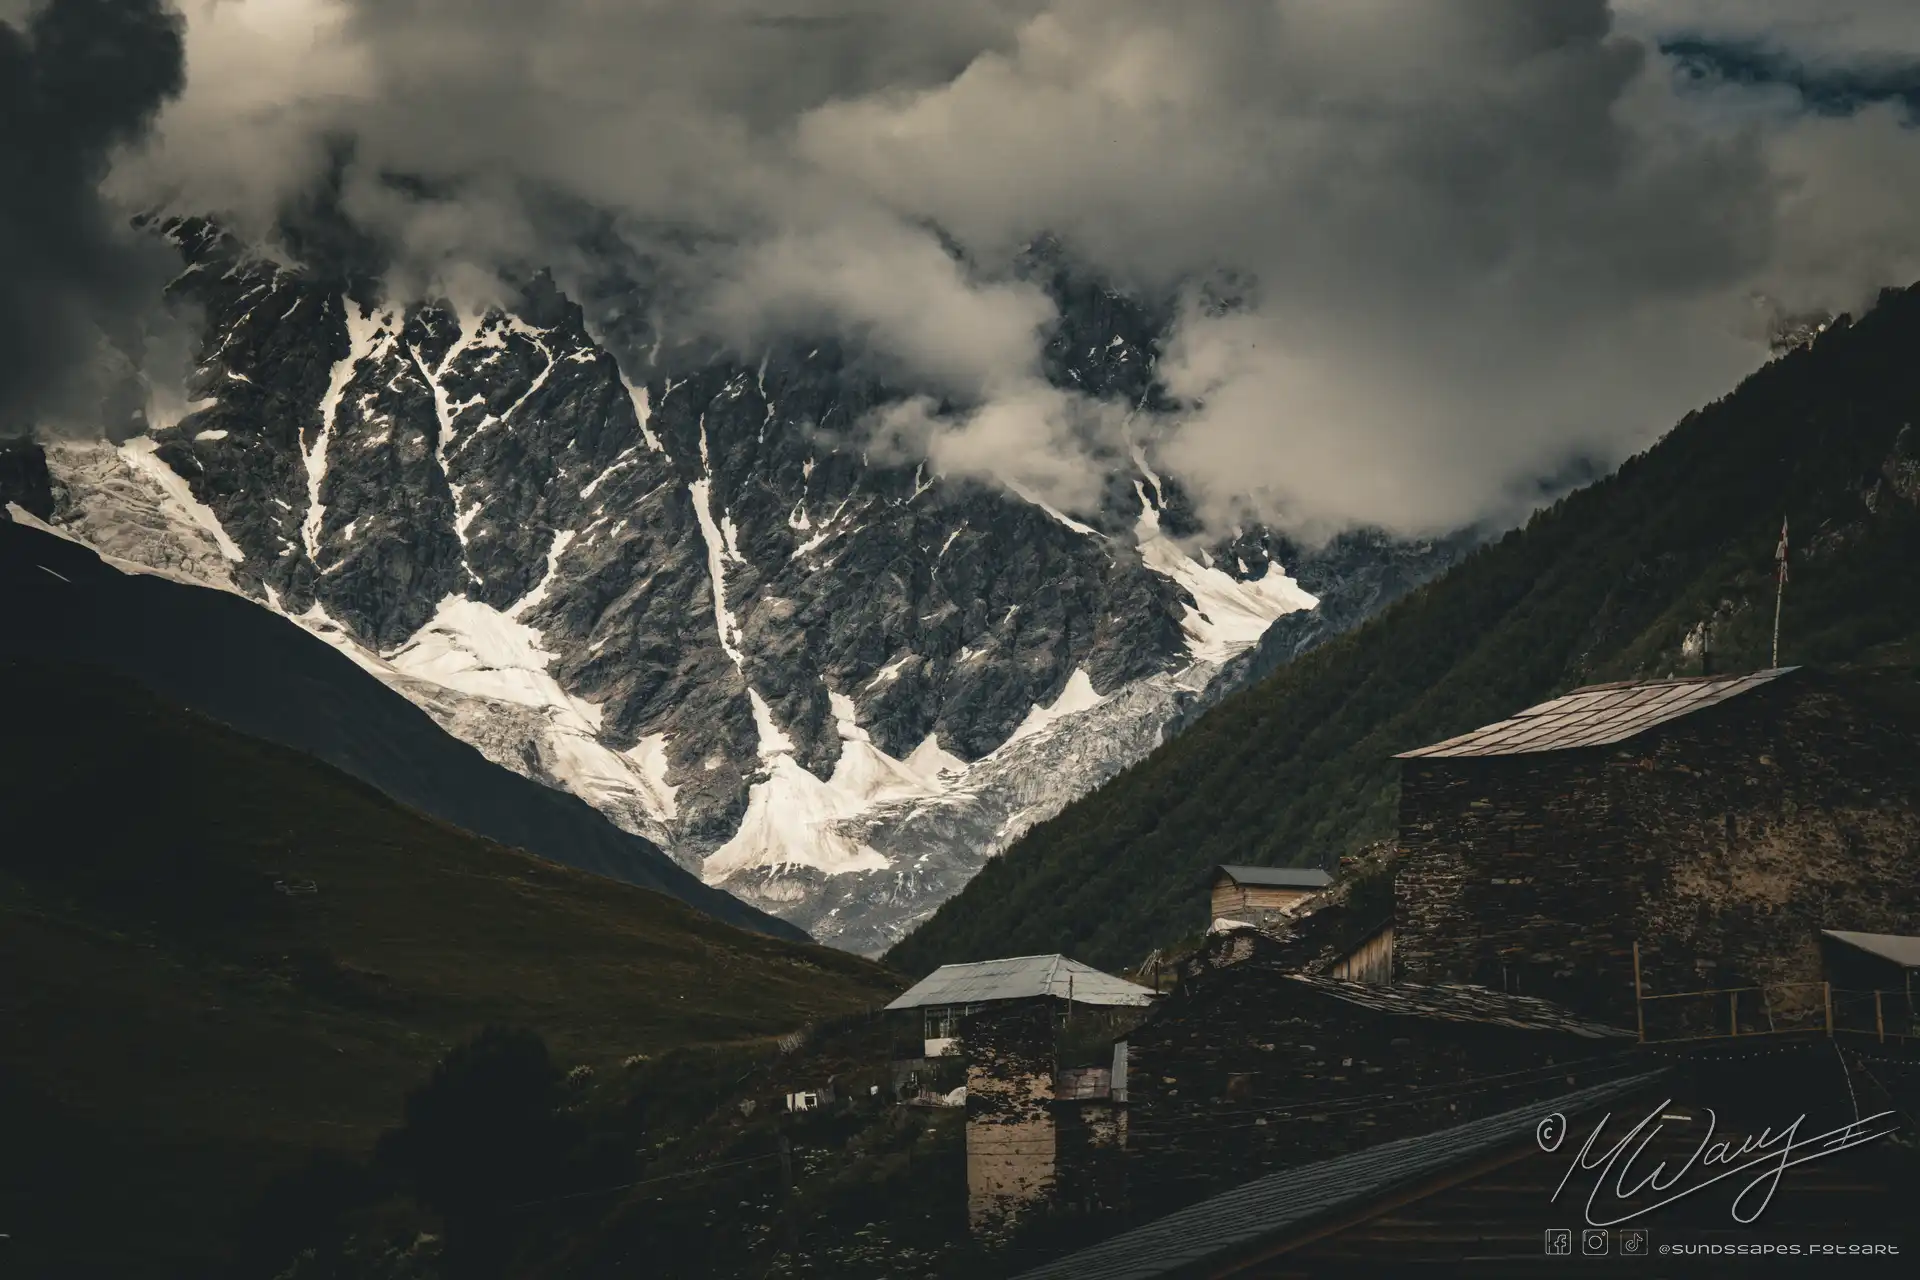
[375,1027,573,1277]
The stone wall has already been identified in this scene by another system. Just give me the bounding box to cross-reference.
[1119,964,1633,1210]
[1053,1099,1128,1218]
[1396,671,1920,1026]
[1395,748,1638,1014]
[962,1001,1059,1244]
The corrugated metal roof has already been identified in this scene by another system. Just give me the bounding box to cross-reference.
[1823,929,1920,969]
[1215,864,1332,889]
[1396,668,1797,759]
[1289,975,1637,1039]
[883,954,1157,1011]
[1012,1069,1669,1280]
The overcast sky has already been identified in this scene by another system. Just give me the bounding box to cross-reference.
[16,1,1920,538]
[1,0,185,435]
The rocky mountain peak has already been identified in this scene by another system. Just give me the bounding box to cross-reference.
[25,214,1467,952]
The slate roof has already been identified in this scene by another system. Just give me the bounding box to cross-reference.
[1396,668,1796,759]
[883,955,1157,1011]
[1012,1069,1669,1280]
[1214,864,1332,889]
[1289,975,1637,1039]
[1823,929,1920,969]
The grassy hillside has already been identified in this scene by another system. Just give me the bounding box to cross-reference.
[0,515,802,941]
[889,283,1920,978]
[0,658,901,1278]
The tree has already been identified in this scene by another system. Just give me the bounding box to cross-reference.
[377,1027,570,1277]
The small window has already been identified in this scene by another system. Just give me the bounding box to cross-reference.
[925,1008,964,1041]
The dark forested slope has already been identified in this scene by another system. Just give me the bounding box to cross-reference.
[890,284,1920,976]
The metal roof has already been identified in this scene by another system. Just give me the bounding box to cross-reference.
[883,954,1157,1011]
[1214,864,1332,889]
[1012,1069,1669,1280]
[1289,975,1637,1039]
[1396,668,1797,759]
[1823,929,1920,969]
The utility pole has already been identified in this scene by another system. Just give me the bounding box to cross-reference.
[776,1134,797,1258]
[1632,941,1646,1044]
[1772,515,1789,668]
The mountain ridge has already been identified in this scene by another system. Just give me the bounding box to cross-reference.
[13,210,1466,951]
[0,512,806,940]
[888,283,1920,976]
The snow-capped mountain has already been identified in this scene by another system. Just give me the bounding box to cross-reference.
[26,216,1466,954]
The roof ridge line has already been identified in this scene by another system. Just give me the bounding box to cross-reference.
[933,952,1066,967]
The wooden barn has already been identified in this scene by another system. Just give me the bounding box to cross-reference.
[1210,865,1332,928]
[1328,920,1394,984]
[1391,666,1920,1025]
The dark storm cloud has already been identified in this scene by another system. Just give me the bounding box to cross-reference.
[1662,38,1920,121]
[98,1,1920,536]
[0,0,186,436]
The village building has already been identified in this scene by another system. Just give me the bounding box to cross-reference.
[1392,667,1920,1026]
[1327,919,1393,984]
[957,666,1920,1270]
[1175,852,1398,989]
[1115,958,1637,1211]
[886,954,1157,1057]
[1013,1039,1916,1279]
[884,955,1156,1243]
[1209,865,1331,930]
[1012,1071,1664,1279]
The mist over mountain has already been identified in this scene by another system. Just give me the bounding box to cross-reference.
[890,282,1920,975]
[9,201,1470,950]
[10,0,1920,946]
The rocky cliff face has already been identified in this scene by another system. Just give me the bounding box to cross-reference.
[29,216,1465,953]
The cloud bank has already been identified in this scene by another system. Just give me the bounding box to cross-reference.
[95,0,1920,536]
[1,0,186,436]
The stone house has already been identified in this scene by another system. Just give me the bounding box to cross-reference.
[1117,959,1636,1211]
[1393,666,1920,1026]
[885,953,1156,1057]
[1014,1040,1917,1280]
[1013,1071,1665,1279]
[884,955,1155,1242]
[961,1001,1138,1245]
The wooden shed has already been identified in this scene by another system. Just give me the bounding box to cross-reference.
[1210,865,1331,927]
